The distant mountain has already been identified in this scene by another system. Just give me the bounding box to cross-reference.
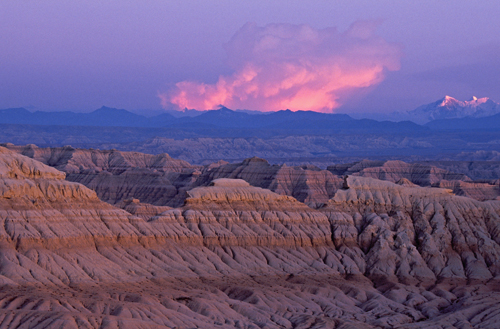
[0,106,176,127]
[426,112,500,130]
[407,96,500,124]
[0,106,425,133]
[0,108,85,126]
[348,111,411,122]
[177,107,254,128]
[163,108,204,118]
[172,107,425,133]
[0,108,37,124]
[80,107,152,126]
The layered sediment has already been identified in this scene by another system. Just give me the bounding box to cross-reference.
[328,160,471,186]
[0,146,500,328]
[329,159,500,201]
[3,145,344,207]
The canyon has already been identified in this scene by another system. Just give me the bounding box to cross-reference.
[0,145,499,328]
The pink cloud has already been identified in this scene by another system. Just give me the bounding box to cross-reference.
[160,21,402,113]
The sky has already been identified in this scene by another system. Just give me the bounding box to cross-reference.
[1,1,499,114]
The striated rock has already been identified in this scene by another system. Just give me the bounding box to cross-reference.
[117,198,173,220]
[422,159,500,180]
[10,143,500,207]
[1,149,500,328]
[324,176,500,285]
[0,146,154,253]
[328,159,386,176]
[0,146,65,180]
[5,145,345,208]
[196,157,344,207]
[4,143,193,174]
[329,160,471,186]
[437,179,500,201]
[329,159,500,201]
[150,179,333,249]
[395,177,418,187]
[3,143,201,206]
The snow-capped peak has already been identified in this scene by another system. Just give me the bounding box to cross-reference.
[407,96,500,124]
[439,95,460,107]
[466,96,489,106]
[438,95,489,108]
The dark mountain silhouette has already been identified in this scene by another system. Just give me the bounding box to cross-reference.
[0,106,176,127]
[0,106,425,133]
[3,100,500,133]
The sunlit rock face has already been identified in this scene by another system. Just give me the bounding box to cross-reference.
[436,179,500,201]
[324,176,500,284]
[1,148,500,328]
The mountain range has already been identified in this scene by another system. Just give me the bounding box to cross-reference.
[1,97,500,164]
[0,105,425,133]
[3,96,500,130]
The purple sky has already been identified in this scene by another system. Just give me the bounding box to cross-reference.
[1,1,499,113]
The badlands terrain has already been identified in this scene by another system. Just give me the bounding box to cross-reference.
[0,144,500,328]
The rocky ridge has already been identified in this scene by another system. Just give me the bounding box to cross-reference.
[4,144,500,205]
[0,147,500,327]
[2,145,344,207]
[3,143,201,206]
[328,160,471,186]
[194,157,344,207]
[329,159,500,201]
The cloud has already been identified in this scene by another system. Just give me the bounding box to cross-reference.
[160,21,403,112]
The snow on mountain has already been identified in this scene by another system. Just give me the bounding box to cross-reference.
[407,95,500,124]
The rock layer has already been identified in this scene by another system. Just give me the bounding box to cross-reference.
[3,145,344,207]
[195,157,344,207]
[329,160,471,186]
[1,147,500,328]
[3,143,201,206]
[437,179,500,201]
[328,159,500,201]
[325,176,500,284]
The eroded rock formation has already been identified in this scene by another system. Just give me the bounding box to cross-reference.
[3,143,202,206]
[325,176,500,284]
[1,147,500,328]
[3,145,344,207]
[328,159,500,201]
[329,160,471,186]
[437,179,500,201]
[195,157,344,207]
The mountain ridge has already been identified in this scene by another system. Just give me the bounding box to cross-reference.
[0,106,428,133]
[407,95,500,124]
[4,96,500,129]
